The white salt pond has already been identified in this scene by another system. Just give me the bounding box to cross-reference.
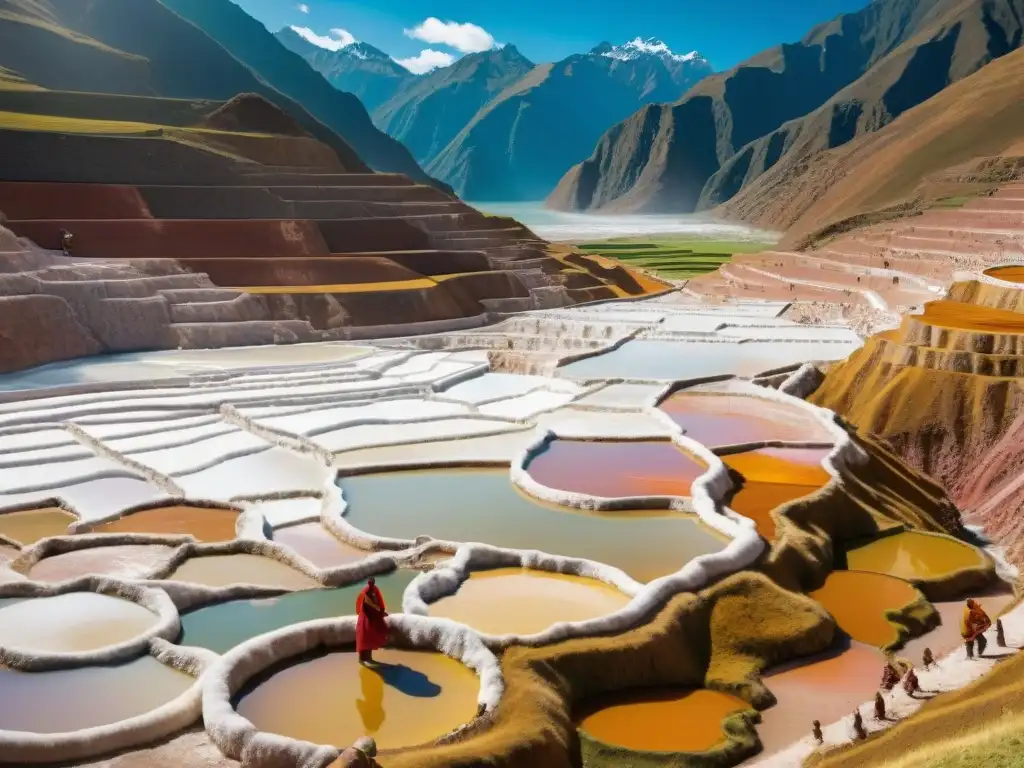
[559,339,862,380]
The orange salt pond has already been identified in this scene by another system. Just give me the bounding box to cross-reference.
[916,300,1024,333]
[236,649,479,750]
[91,504,239,542]
[722,448,832,539]
[167,554,319,589]
[846,531,988,581]
[28,544,175,582]
[273,523,371,568]
[0,507,77,545]
[0,656,192,733]
[985,265,1024,284]
[810,571,920,648]
[526,439,706,498]
[578,689,751,752]
[0,592,158,652]
[428,568,631,636]
[659,392,833,447]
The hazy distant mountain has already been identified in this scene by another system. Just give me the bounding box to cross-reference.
[424,38,713,201]
[549,0,1024,215]
[274,27,412,112]
[158,0,445,186]
[372,45,535,168]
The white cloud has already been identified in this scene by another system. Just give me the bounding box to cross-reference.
[403,17,494,53]
[394,49,456,74]
[289,25,356,51]
[297,3,309,13]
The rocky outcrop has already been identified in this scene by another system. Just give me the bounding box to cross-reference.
[549,0,1024,215]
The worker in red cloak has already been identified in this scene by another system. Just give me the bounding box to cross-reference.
[356,577,388,664]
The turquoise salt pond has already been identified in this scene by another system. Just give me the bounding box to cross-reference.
[339,469,726,583]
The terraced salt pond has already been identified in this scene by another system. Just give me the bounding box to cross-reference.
[810,571,921,648]
[0,506,77,545]
[89,504,239,542]
[166,553,319,589]
[28,544,175,582]
[340,469,726,583]
[579,689,751,752]
[558,340,860,381]
[0,592,157,652]
[722,448,833,540]
[235,649,479,749]
[272,522,373,568]
[428,568,631,635]
[846,531,989,581]
[659,392,834,446]
[0,657,193,732]
[525,439,706,499]
[179,571,417,653]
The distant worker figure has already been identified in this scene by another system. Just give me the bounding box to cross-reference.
[59,229,74,256]
[873,692,886,721]
[997,618,1007,648]
[356,577,388,665]
[902,667,920,698]
[962,598,992,659]
[922,647,934,671]
[852,710,866,740]
[812,720,823,745]
[880,660,901,691]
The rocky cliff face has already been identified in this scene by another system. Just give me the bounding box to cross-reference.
[549,0,1024,215]
[425,39,712,201]
[274,30,412,112]
[372,45,535,169]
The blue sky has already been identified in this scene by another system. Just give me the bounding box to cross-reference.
[232,0,870,72]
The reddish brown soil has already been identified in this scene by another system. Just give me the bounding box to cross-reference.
[0,182,153,220]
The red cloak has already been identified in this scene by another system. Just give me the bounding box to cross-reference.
[356,584,388,652]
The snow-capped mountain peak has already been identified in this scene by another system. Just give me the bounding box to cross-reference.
[598,37,706,65]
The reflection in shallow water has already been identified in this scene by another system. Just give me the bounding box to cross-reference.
[235,649,478,750]
[179,571,417,653]
[428,568,630,635]
[723,449,832,540]
[659,392,834,447]
[0,592,158,652]
[846,531,987,581]
[273,522,372,568]
[340,469,726,583]
[0,507,77,545]
[28,544,174,582]
[92,505,239,542]
[578,688,750,752]
[526,440,705,498]
[810,571,919,648]
[167,553,319,589]
[0,656,192,732]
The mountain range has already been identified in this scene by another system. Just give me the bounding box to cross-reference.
[278,33,713,201]
[548,0,1024,226]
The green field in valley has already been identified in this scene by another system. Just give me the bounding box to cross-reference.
[576,237,773,279]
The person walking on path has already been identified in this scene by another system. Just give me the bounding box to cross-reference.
[356,577,388,664]
[962,598,992,659]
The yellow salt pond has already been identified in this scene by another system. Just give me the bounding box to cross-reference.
[0,656,193,732]
[236,649,479,750]
[272,523,372,568]
[0,592,158,652]
[0,507,77,545]
[28,544,175,582]
[578,689,751,752]
[810,571,920,648]
[427,568,631,636]
[722,448,832,540]
[167,553,319,589]
[846,531,988,581]
[91,504,239,542]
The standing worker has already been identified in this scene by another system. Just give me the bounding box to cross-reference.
[355,577,389,665]
[962,598,992,659]
[59,229,74,256]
